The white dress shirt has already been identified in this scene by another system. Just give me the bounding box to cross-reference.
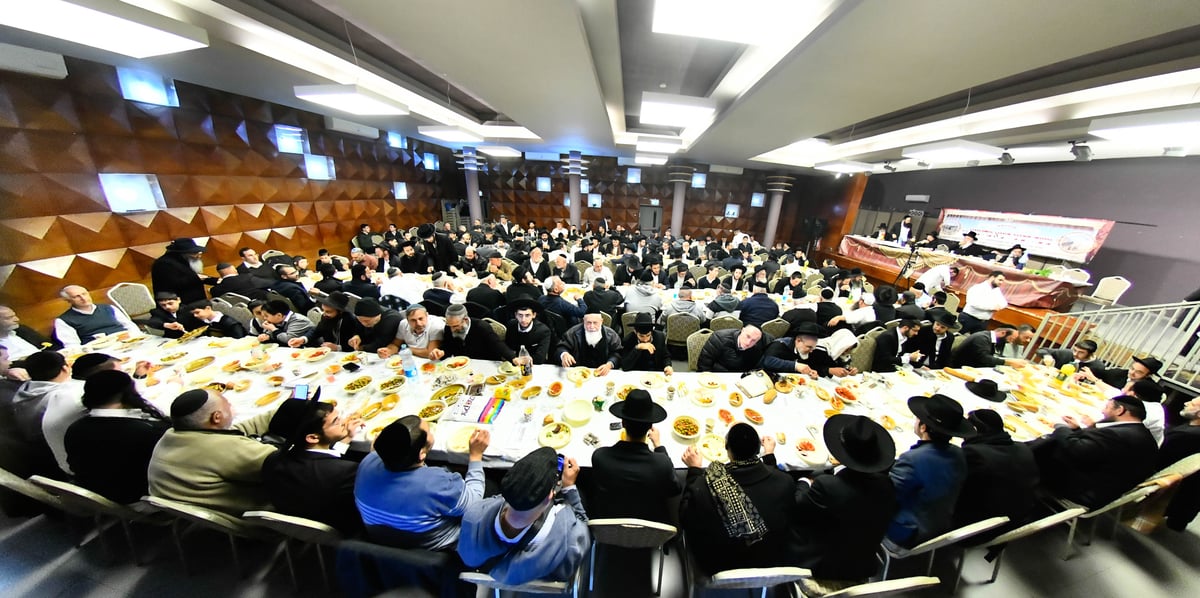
[0,333,39,359]
[962,281,1008,321]
[53,305,139,348]
[584,266,614,286]
[915,265,955,293]
[393,315,446,349]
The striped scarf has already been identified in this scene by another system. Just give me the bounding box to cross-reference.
[704,458,768,545]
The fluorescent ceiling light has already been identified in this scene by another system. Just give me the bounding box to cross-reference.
[418,125,485,143]
[1089,108,1200,146]
[635,153,669,166]
[902,140,1003,163]
[477,145,522,158]
[814,160,873,174]
[294,84,408,115]
[0,0,208,58]
[636,135,683,154]
[639,91,717,128]
[652,0,817,45]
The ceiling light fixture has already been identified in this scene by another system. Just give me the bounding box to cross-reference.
[636,135,684,154]
[1088,107,1200,147]
[902,139,1004,163]
[814,160,873,174]
[652,0,819,45]
[883,162,897,172]
[639,92,717,128]
[477,145,522,158]
[418,125,485,143]
[0,0,209,58]
[294,84,408,115]
[1070,142,1093,162]
[999,151,1015,165]
[635,153,669,166]
[1163,146,1189,157]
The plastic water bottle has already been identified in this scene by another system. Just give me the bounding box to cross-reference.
[399,344,417,379]
[519,345,533,380]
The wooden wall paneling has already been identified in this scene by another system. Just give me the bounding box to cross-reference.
[818,173,867,254]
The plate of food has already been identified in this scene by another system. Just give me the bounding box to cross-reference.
[697,374,722,389]
[697,433,729,463]
[119,335,147,345]
[616,385,636,400]
[201,381,228,392]
[641,373,667,389]
[419,400,447,422]
[189,370,215,385]
[431,384,466,405]
[341,352,361,364]
[813,385,833,402]
[221,360,241,373]
[692,391,714,408]
[343,376,373,394]
[445,356,470,370]
[255,390,283,407]
[485,374,506,385]
[303,348,331,362]
[377,376,406,393]
[207,338,232,348]
[230,379,251,392]
[539,422,572,449]
[672,415,700,442]
[794,436,829,467]
[717,408,735,426]
[835,386,857,403]
[360,402,384,420]
[161,351,189,364]
[566,367,592,385]
[521,386,543,400]
[184,356,215,374]
[420,362,438,375]
[381,393,400,411]
[547,381,564,397]
[774,378,794,393]
[728,391,744,407]
[743,408,764,425]
[880,414,897,430]
[498,361,519,375]
[447,426,477,453]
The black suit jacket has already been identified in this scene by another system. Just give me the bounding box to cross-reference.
[951,331,1005,368]
[441,318,516,362]
[146,307,202,339]
[505,320,553,364]
[872,329,908,373]
[211,273,268,300]
[357,310,403,352]
[1159,425,1200,527]
[1030,422,1158,509]
[151,253,214,304]
[466,285,506,313]
[954,434,1039,530]
[906,327,955,369]
[619,331,670,372]
[522,260,552,282]
[697,328,773,373]
[585,441,682,524]
[584,289,624,318]
[895,303,925,321]
[261,450,362,535]
[682,457,794,575]
[788,469,897,580]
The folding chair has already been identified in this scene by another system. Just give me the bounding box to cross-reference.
[709,315,743,332]
[795,576,941,598]
[977,508,1086,583]
[243,510,342,589]
[878,516,1009,593]
[587,518,677,595]
[760,318,790,339]
[141,495,276,577]
[1050,485,1161,559]
[686,329,713,372]
[107,282,155,321]
[460,567,581,597]
[29,476,164,565]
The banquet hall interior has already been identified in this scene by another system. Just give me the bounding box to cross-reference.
[3,1,1200,597]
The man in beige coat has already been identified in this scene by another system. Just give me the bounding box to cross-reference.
[147,389,278,515]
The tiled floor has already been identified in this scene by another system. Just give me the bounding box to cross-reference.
[1,506,1198,598]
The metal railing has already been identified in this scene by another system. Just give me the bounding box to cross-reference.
[1027,300,1200,394]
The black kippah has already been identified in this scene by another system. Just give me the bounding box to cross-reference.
[171,389,210,421]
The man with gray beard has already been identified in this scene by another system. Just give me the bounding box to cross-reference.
[439,304,517,363]
[151,238,216,304]
[556,311,622,375]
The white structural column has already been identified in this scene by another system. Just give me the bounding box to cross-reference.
[461,147,483,223]
[762,175,795,247]
[668,165,695,237]
[566,151,584,227]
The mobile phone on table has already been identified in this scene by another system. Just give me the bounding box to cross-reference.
[291,384,309,400]
[343,362,361,372]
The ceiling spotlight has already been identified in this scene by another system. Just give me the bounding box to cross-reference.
[1163,146,1188,157]
[883,162,897,172]
[967,160,980,167]
[917,161,931,168]
[1070,142,1093,162]
[999,151,1015,165]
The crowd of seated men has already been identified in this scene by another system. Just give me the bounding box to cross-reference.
[0,217,1197,590]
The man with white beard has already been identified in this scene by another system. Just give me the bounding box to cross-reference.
[151,238,216,304]
[555,311,622,375]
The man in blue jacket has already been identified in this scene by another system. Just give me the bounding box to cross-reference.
[885,394,975,548]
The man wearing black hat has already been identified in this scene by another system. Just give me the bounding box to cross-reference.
[951,231,987,257]
[886,394,974,548]
[505,299,553,364]
[789,415,898,581]
[483,249,515,281]
[506,267,544,304]
[147,389,280,514]
[418,223,459,274]
[355,415,489,549]
[582,278,623,322]
[458,446,588,584]
[301,292,361,351]
[262,401,367,535]
[761,322,838,378]
[443,304,518,363]
[870,319,924,373]
[680,423,794,575]
[723,264,750,293]
[557,311,622,374]
[698,325,773,373]
[905,311,958,370]
[953,409,1039,531]
[1081,355,1163,395]
[151,238,216,304]
[619,313,673,374]
[1029,395,1158,509]
[145,291,202,339]
[187,300,248,339]
[586,389,681,523]
[613,256,642,287]
[348,300,403,354]
[995,244,1028,269]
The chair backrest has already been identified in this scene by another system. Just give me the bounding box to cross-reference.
[263,291,295,313]
[588,518,677,549]
[424,300,447,318]
[261,249,286,260]
[600,311,613,330]
[1148,453,1200,481]
[459,571,576,594]
[1063,268,1091,284]
[883,318,902,331]
[141,495,257,537]
[1092,275,1131,303]
[219,292,253,305]
[935,244,950,252]
[227,305,254,329]
[482,317,507,339]
[850,327,885,373]
[805,284,823,296]
[985,508,1086,548]
[210,296,233,308]
[0,467,65,512]
[306,306,322,326]
[463,301,491,319]
[943,293,960,314]
[951,333,971,352]
[710,315,743,331]
[621,311,640,334]
[689,265,707,280]
[29,475,139,519]
[687,329,714,372]
[896,516,1010,557]
[107,282,155,320]
[539,309,568,343]
[760,317,790,339]
[243,510,341,545]
[819,576,941,598]
[708,566,812,590]
[1079,485,1160,519]
[666,313,702,347]
[575,261,590,278]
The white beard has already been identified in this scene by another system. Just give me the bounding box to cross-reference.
[188,257,204,274]
[585,330,602,347]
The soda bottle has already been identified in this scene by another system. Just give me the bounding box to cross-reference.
[399,344,417,379]
[519,345,533,380]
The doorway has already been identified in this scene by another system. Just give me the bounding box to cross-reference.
[639,205,663,235]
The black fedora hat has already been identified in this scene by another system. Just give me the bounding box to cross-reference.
[507,298,543,314]
[165,238,206,253]
[907,394,977,438]
[824,414,895,473]
[932,310,961,331]
[609,389,666,424]
[1131,355,1163,375]
[965,379,1007,402]
[315,291,352,311]
[632,312,654,333]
